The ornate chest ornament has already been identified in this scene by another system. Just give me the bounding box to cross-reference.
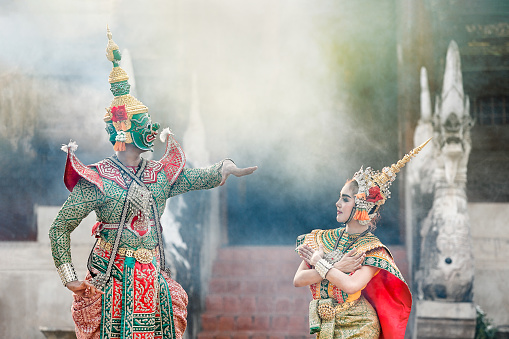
[127,181,152,218]
[323,249,344,265]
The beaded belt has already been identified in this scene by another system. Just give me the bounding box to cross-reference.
[96,238,157,264]
[317,299,358,321]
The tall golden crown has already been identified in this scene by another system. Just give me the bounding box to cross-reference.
[103,27,148,122]
[351,138,431,225]
[103,27,150,151]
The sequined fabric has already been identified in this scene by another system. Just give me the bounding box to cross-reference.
[296,227,412,339]
[50,162,223,267]
[309,296,380,339]
[72,274,102,339]
[332,296,380,339]
[296,228,405,302]
[50,158,223,339]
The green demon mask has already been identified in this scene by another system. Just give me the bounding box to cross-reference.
[103,28,161,152]
[105,112,160,152]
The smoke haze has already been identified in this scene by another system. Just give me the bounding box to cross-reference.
[0,0,401,244]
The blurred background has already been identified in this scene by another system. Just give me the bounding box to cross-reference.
[0,0,404,245]
[0,0,508,338]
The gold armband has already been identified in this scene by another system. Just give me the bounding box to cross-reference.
[315,259,333,279]
[56,263,78,286]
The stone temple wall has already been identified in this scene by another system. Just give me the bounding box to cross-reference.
[0,206,95,338]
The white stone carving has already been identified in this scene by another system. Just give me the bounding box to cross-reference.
[413,41,475,302]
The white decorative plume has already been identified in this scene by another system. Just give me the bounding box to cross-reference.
[61,140,78,153]
[159,127,173,143]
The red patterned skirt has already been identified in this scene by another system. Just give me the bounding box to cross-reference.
[71,248,188,339]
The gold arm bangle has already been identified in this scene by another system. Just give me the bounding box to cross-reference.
[56,263,78,286]
[315,259,333,279]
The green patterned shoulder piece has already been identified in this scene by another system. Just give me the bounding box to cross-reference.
[364,245,406,283]
[295,234,306,251]
[295,228,343,253]
[357,233,406,283]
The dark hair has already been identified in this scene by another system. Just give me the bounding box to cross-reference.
[344,179,359,195]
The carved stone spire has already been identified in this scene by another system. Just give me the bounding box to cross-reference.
[441,41,464,105]
[415,40,474,303]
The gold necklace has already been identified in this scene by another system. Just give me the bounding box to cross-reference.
[323,228,369,264]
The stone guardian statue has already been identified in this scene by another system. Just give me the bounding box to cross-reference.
[415,40,475,302]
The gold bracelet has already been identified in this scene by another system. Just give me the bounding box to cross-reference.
[315,259,333,279]
[57,263,78,286]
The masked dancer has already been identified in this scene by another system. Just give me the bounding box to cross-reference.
[49,28,257,339]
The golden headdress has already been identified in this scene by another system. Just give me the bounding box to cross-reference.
[351,138,432,225]
[103,27,159,152]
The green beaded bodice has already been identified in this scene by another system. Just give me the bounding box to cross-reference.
[49,160,223,267]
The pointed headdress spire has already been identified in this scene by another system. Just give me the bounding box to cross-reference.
[351,138,432,225]
[103,27,159,152]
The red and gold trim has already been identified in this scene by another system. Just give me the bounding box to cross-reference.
[62,141,104,194]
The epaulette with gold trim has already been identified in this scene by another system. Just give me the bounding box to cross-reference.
[158,130,186,186]
[61,141,104,194]
[353,233,385,255]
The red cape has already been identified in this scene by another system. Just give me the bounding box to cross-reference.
[363,265,412,339]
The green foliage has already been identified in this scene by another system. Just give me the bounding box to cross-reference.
[475,305,498,339]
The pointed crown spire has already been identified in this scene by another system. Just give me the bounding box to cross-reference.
[351,138,432,225]
[103,27,154,152]
[103,27,148,119]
